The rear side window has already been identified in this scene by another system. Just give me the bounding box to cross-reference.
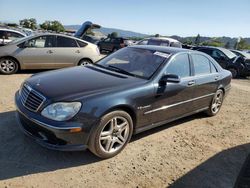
[192,54,211,75]
[57,36,77,47]
[77,40,87,47]
[170,42,182,48]
[166,54,190,78]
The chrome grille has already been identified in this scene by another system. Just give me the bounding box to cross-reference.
[20,84,46,112]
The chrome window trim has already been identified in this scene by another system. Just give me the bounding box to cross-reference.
[144,93,215,115]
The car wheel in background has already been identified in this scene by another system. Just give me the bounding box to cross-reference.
[89,110,133,158]
[0,57,19,75]
[228,67,238,78]
[78,59,92,66]
[205,89,224,116]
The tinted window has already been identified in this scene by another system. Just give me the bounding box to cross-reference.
[57,36,77,47]
[166,54,190,78]
[211,50,227,59]
[198,48,213,55]
[192,54,211,75]
[7,31,23,40]
[170,42,182,48]
[148,39,169,46]
[77,40,87,47]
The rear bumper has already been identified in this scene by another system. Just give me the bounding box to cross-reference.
[15,92,88,151]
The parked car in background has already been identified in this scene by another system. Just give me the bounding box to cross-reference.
[98,37,129,52]
[0,28,26,46]
[196,46,250,78]
[15,46,231,158]
[231,49,250,59]
[137,37,182,48]
[0,33,101,74]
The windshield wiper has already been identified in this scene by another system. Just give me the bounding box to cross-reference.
[107,65,136,77]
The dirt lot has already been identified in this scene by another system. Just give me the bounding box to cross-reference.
[0,72,250,188]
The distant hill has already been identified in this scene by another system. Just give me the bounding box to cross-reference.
[64,25,250,47]
[64,25,147,38]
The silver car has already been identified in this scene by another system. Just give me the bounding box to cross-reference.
[0,33,101,74]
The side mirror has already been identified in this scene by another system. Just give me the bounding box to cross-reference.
[160,73,180,85]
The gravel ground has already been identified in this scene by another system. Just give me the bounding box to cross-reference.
[0,72,250,188]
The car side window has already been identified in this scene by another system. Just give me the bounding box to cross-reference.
[192,54,211,75]
[57,36,77,47]
[211,62,218,73]
[166,54,190,78]
[27,36,55,48]
[77,40,87,47]
[211,50,226,59]
[7,31,23,40]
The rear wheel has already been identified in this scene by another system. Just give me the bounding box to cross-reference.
[78,59,91,66]
[88,110,133,159]
[228,67,238,78]
[0,57,19,74]
[205,89,224,116]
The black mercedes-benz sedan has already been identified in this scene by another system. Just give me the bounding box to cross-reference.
[15,46,232,158]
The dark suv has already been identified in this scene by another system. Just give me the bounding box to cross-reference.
[98,37,128,53]
[196,46,250,78]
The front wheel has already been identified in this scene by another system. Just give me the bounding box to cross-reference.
[205,89,224,116]
[0,58,19,74]
[88,110,133,159]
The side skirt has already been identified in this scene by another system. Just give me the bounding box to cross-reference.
[134,107,209,134]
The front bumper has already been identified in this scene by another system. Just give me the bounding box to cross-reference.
[15,92,88,151]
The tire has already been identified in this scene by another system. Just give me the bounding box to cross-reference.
[228,67,238,78]
[88,110,133,159]
[0,57,19,75]
[78,59,92,66]
[205,89,224,116]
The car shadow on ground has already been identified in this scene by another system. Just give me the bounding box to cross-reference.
[0,110,206,181]
[169,143,250,188]
[0,110,249,188]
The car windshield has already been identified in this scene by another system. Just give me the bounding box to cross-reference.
[219,48,237,59]
[97,47,168,79]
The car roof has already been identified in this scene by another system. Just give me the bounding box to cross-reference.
[146,37,181,43]
[0,28,26,36]
[196,46,226,51]
[130,45,191,54]
[28,33,93,45]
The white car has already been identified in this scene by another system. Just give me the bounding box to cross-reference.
[0,28,26,45]
[137,37,182,48]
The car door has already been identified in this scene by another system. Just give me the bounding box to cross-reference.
[52,36,82,67]
[142,53,195,125]
[190,53,220,110]
[15,35,56,69]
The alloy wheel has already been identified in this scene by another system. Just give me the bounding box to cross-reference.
[211,90,223,114]
[0,59,16,73]
[99,116,130,153]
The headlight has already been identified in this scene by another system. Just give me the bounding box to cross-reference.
[41,102,82,121]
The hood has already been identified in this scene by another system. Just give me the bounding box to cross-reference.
[26,65,145,101]
[74,21,101,39]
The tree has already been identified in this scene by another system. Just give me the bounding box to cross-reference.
[194,34,201,45]
[40,20,65,32]
[19,18,37,29]
[224,42,230,49]
[237,39,249,50]
[110,32,118,38]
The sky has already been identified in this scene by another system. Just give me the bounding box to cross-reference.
[0,0,250,37]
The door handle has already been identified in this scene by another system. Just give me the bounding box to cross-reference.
[187,80,195,86]
[47,50,53,54]
[75,50,80,53]
[215,76,219,80]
